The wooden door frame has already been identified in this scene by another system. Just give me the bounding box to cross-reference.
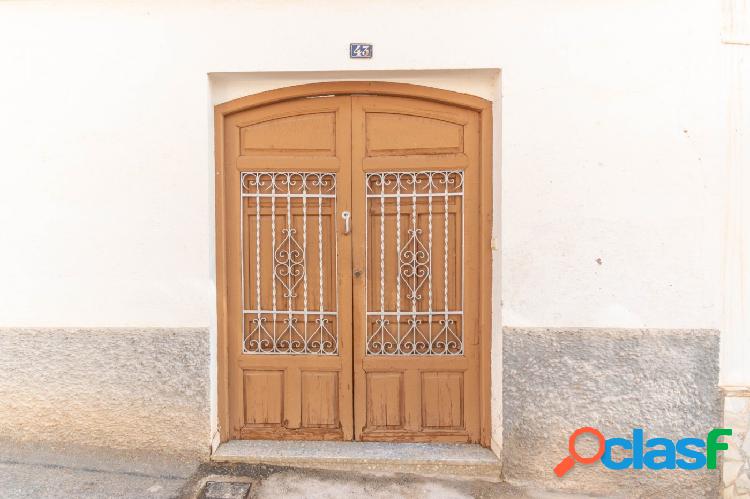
[214,81,494,447]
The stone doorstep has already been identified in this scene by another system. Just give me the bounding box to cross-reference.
[211,440,502,480]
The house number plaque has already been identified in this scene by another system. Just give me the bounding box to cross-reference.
[349,43,373,59]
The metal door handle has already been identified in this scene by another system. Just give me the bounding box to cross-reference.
[342,211,351,235]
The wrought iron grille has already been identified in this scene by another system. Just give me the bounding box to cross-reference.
[241,172,338,354]
[365,171,464,355]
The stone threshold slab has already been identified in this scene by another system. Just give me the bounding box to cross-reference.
[212,440,502,479]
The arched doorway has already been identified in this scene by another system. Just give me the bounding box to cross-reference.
[215,82,493,445]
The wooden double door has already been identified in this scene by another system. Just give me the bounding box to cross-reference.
[219,88,486,444]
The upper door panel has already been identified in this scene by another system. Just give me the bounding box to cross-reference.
[354,96,474,171]
[227,97,350,171]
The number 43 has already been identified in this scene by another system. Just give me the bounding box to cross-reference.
[350,44,372,58]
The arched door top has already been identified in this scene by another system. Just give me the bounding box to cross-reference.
[215,81,492,117]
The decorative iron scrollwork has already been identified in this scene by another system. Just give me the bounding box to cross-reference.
[365,171,464,355]
[241,172,338,355]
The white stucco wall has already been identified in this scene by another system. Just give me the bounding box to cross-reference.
[0,0,727,329]
[720,0,750,387]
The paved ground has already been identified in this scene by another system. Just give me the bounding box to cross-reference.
[183,462,598,498]
[0,439,200,499]
[0,440,596,498]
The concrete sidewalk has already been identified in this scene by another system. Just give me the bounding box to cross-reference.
[0,440,596,498]
[0,439,200,499]
[184,461,598,499]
